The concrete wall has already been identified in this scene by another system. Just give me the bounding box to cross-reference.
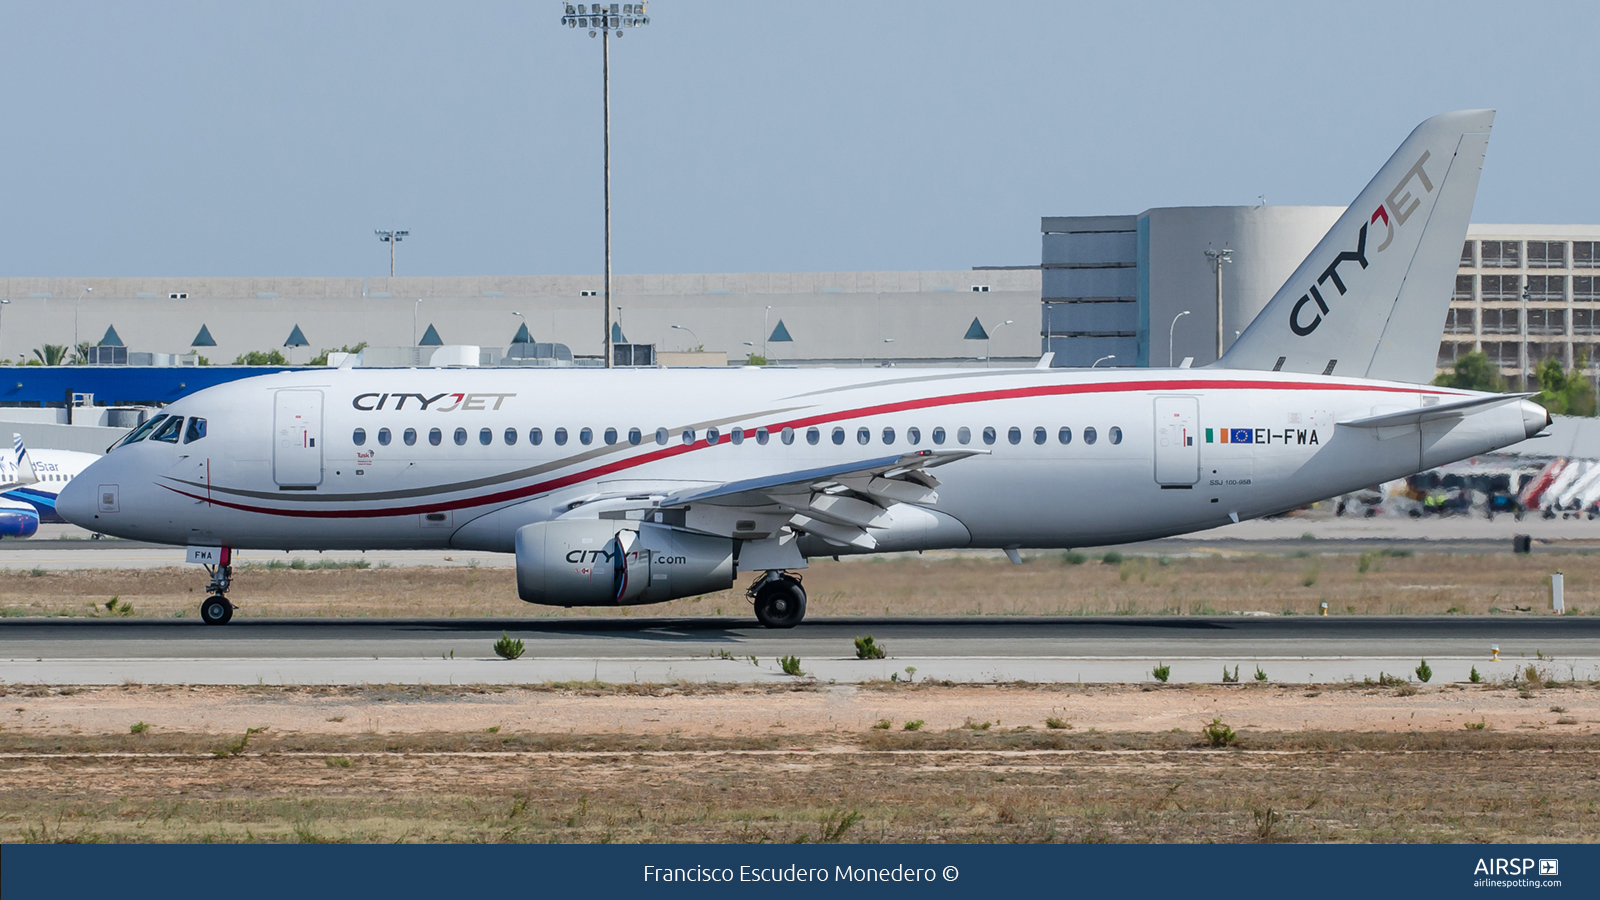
[0,271,1043,368]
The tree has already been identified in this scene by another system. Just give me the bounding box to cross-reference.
[744,353,769,366]
[68,341,92,365]
[1531,355,1597,417]
[1432,351,1504,393]
[309,343,368,366]
[233,349,289,366]
[31,345,69,366]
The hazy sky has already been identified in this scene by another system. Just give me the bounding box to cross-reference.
[3,1,1596,277]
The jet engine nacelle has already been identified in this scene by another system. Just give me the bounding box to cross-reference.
[0,501,40,538]
[514,519,733,606]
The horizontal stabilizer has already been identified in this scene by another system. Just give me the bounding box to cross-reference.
[1337,393,1533,429]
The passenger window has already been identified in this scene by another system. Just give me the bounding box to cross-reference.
[628,428,642,446]
[604,427,617,445]
[781,427,795,445]
[530,428,543,446]
[579,427,593,445]
[1058,427,1072,445]
[185,417,208,443]
[806,427,820,445]
[1007,427,1021,445]
[453,428,467,446]
[982,427,997,446]
[731,427,744,445]
[151,416,184,444]
[378,428,392,446]
[404,428,417,446]
[554,428,568,446]
[117,414,166,448]
[957,427,971,445]
[856,427,869,445]
[478,428,492,446]
[756,427,770,445]
[352,428,367,447]
[1084,426,1098,445]
[681,429,695,445]
[932,427,946,445]
[907,426,921,445]
[1110,426,1123,445]
[1033,427,1046,445]
[504,428,518,446]
[706,427,720,445]
[831,427,845,445]
[655,427,668,445]
[429,428,443,446]
[882,427,895,445]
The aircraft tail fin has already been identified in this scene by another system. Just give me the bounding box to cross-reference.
[1215,110,1494,384]
[12,434,38,486]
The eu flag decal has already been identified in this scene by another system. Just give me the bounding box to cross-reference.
[1229,428,1254,444]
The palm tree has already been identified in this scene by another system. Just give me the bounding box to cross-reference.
[69,341,92,365]
[32,344,69,366]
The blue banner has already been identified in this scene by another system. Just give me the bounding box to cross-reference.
[2,844,1593,899]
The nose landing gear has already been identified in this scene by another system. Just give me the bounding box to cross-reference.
[748,570,806,628]
[199,549,235,625]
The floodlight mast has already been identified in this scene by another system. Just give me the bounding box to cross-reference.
[376,230,410,277]
[561,2,650,368]
[1204,246,1232,359]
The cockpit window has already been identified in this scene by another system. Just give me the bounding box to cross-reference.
[150,416,184,444]
[184,417,207,443]
[114,414,167,449]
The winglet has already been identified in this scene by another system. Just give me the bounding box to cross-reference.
[11,435,38,485]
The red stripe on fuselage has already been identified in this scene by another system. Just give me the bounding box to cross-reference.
[157,378,1451,519]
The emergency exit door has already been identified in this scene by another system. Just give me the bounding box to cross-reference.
[274,390,324,487]
[1153,396,1199,486]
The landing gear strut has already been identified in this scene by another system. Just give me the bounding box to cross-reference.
[749,570,806,628]
[200,548,235,625]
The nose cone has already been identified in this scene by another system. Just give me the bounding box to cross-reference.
[1520,399,1553,439]
[55,469,97,528]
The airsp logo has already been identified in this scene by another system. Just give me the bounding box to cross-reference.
[1289,151,1433,337]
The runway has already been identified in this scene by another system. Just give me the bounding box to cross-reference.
[3,615,1594,686]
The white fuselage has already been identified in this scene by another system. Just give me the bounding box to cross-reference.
[57,365,1540,555]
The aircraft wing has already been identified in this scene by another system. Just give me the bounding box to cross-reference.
[0,433,39,490]
[1337,393,1534,429]
[661,449,984,549]
[561,449,985,550]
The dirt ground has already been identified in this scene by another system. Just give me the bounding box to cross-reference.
[2,683,1597,843]
[1,550,1596,619]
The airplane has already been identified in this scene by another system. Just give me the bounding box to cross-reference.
[0,434,100,538]
[57,109,1548,626]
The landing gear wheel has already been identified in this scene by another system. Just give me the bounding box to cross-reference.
[201,595,234,625]
[753,578,806,628]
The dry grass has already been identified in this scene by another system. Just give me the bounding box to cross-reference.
[3,730,1597,844]
[0,550,1595,619]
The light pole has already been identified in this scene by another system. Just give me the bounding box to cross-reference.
[762,305,772,359]
[1092,354,1116,368]
[1521,282,1531,389]
[0,299,10,361]
[1168,310,1191,367]
[376,230,409,277]
[1204,246,1233,359]
[561,2,651,369]
[986,319,1014,368]
[74,287,92,355]
[670,324,698,351]
[412,299,423,347]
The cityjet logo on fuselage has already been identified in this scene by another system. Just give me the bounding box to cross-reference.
[351,392,516,412]
[1288,151,1434,337]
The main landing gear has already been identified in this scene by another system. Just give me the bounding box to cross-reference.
[748,570,806,629]
[200,548,235,626]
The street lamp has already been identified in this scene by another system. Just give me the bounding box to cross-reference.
[561,2,651,369]
[1092,354,1117,368]
[1168,310,1191,367]
[670,324,699,351]
[375,230,410,277]
[0,299,10,360]
[762,305,772,359]
[412,299,423,347]
[1204,246,1233,358]
[986,319,1014,368]
[74,287,92,354]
